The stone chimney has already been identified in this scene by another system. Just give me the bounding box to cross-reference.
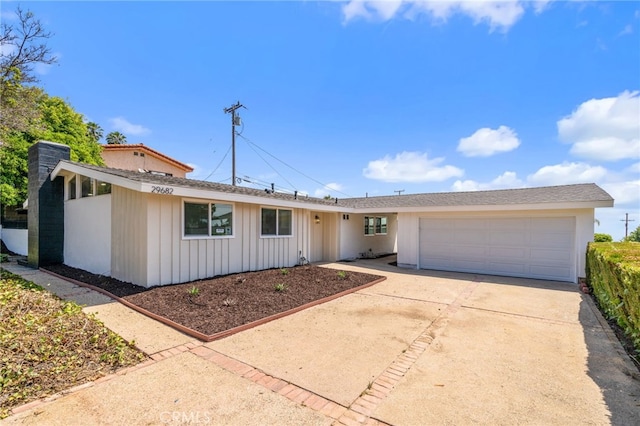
[27,141,70,267]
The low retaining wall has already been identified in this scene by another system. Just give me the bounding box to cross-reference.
[0,226,28,255]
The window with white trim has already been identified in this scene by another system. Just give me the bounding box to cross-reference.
[68,176,77,200]
[365,216,387,236]
[261,208,292,236]
[184,202,233,237]
[67,174,111,200]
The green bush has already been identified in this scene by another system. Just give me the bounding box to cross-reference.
[586,242,640,354]
[593,233,613,242]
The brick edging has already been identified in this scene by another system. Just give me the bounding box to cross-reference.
[40,268,386,342]
[7,341,202,417]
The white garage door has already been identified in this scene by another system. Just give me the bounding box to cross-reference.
[419,217,575,282]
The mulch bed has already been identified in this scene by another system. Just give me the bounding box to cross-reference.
[44,264,384,337]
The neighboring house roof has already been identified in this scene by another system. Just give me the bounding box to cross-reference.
[51,161,614,213]
[101,144,194,172]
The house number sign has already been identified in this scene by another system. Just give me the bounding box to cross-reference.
[150,186,174,194]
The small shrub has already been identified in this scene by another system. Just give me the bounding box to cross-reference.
[222,297,236,307]
[274,283,287,292]
[280,268,289,276]
[337,271,347,280]
[594,233,613,242]
[0,254,8,263]
[187,286,200,297]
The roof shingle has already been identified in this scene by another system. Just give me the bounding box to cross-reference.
[57,161,614,210]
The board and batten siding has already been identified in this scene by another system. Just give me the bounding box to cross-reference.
[111,186,148,286]
[142,195,311,287]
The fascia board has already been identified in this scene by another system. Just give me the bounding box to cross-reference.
[352,200,613,214]
[152,184,348,211]
[51,163,144,192]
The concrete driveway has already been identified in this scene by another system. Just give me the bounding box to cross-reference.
[3,257,639,425]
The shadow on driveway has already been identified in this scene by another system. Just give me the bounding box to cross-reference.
[580,298,640,425]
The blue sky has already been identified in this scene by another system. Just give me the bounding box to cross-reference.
[5,1,639,240]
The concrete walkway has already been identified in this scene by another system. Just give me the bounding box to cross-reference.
[2,258,639,425]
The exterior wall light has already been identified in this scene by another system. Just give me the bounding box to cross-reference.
[315,215,320,224]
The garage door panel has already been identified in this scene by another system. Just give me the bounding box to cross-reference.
[530,248,572,263]
[487,261,527,275]
[534,218,574,231]
[489,247,527,260]
[530,265,571,280]
[531,233,573,248]
[452,259,486,271]
[456,245,486,258]
[454,230,486,245]
[426,258,454,269]
[419,217,575,282]
[421,219,451,231]
[490,218,528,230]
[455,219,486,229]
[489,231,527,246]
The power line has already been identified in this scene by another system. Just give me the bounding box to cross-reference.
[235,133,354,198]
[202,144,232,182]
[240,174,305,196]
[240,136,297,191]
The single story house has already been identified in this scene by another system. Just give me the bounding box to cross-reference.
[46,155,613,287]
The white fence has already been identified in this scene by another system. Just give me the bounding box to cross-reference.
[0,226,28,255]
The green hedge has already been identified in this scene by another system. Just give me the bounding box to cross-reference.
[586,242,640,354]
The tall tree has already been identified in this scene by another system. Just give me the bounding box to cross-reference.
[86,122,103,143]
[106,131,127,145]
[0,7,56,135]
[0,94,104,207]
[1,6,57,95]
[0,8,103,208]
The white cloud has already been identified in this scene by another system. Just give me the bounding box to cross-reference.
[452,171,524,191]
[626,162,640,174]
[527,162,608,186]
[531,0,553,14]
[363,151,463,183]
[457,125,520,157]
[314,182,344,198]
[186,163,211,180]
[557,91,640,161]
[343,0,528,32]
[601,180,640,206]
[452,162,609,192]
[618,24,633,36]
[108,116,151,136]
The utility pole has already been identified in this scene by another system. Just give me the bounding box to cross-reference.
[224,101,244,186]
[394,190,405,196]
[621,213,635,239]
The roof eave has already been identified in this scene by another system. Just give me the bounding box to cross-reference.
[51,161,145,193]
[353,200,614,214]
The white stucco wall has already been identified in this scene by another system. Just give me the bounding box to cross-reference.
[0,226,28,255]
[397,209,595,283]
[64,194,112,275]
[339,213,398,260]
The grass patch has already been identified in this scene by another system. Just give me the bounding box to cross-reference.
[0,269,145,419]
